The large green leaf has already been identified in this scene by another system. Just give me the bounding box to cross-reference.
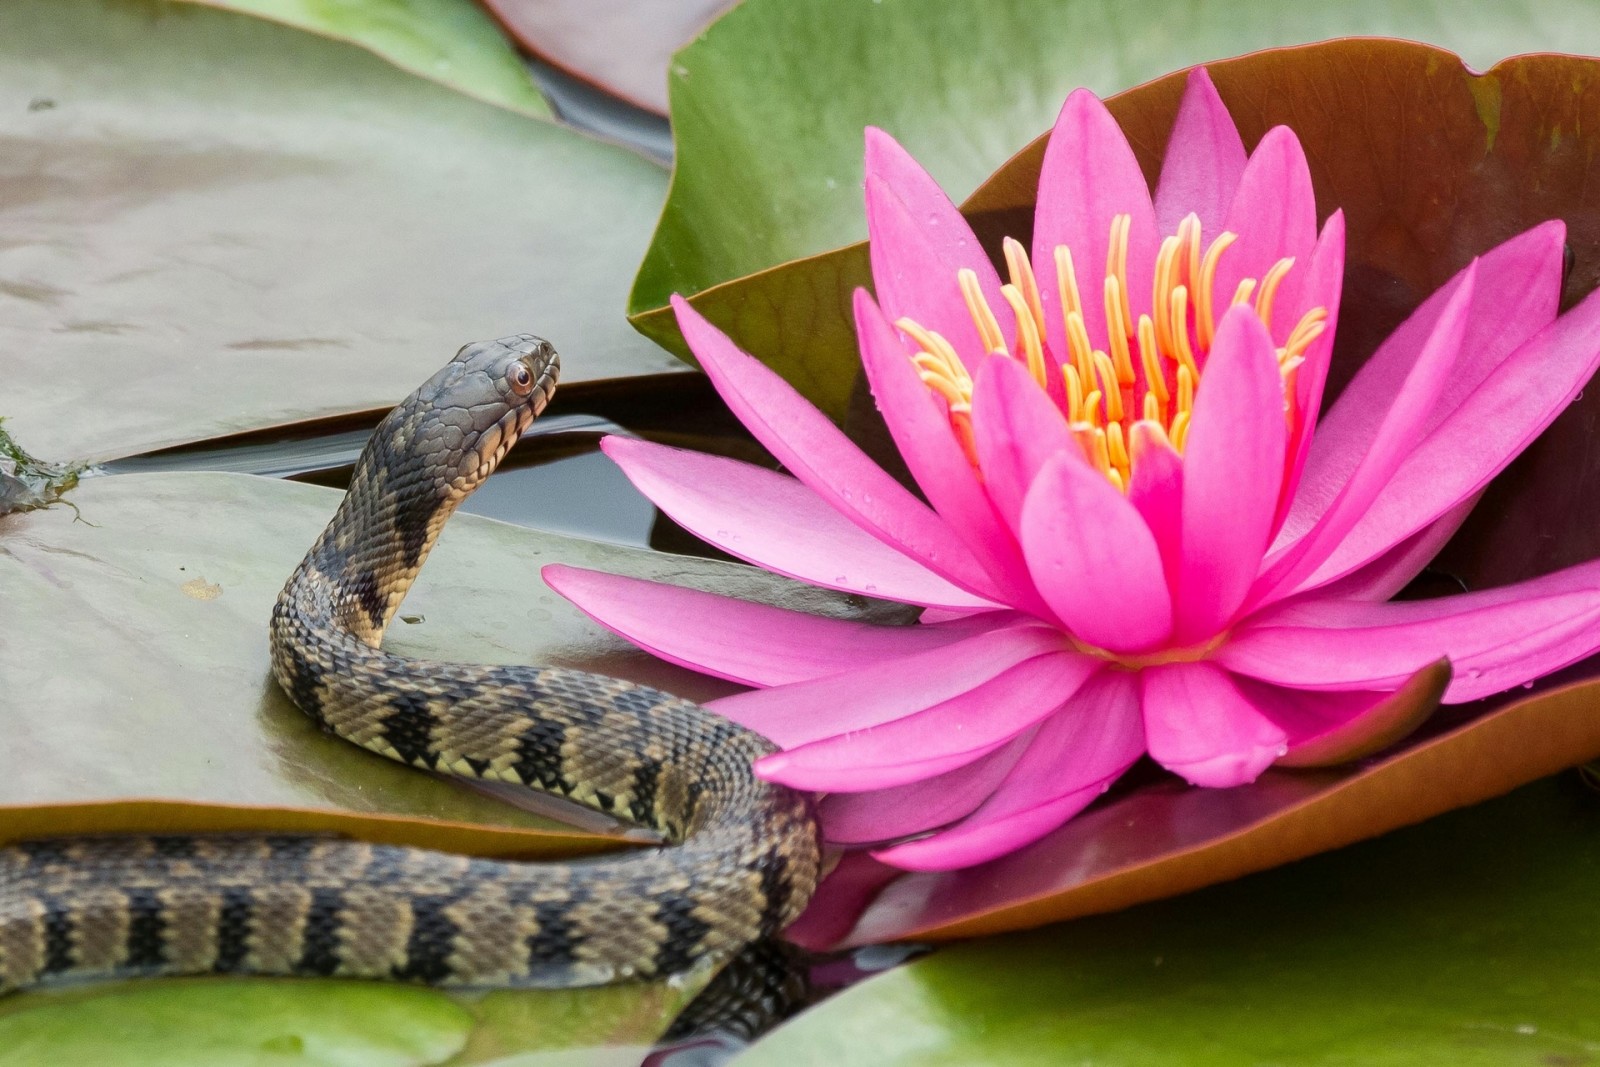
[741,777,1600,1066]
[0,470,890,849]
[630,0,1600,417]
[0,0,672,463]
[176,0,553,118]
[0,972,705,1065]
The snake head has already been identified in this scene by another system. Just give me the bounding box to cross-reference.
[407,334,561,489]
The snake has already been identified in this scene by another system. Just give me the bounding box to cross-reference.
[0,336,820,994]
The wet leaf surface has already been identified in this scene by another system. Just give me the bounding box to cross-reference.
[632,0,1600,417]
[654,41,1600,943]
[0,971,708,1065]
[0,0,674,463]
[742,777,1600,1066]
[176,0,552,118]
[482,0,736,115]
[0,471,886,851]
[0,419,83,516]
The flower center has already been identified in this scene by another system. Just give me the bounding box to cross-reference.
[898,212,1328,492]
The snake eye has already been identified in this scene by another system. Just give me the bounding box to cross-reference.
[508,361,535,397]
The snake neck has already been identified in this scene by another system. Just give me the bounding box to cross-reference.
[289,400,475,650]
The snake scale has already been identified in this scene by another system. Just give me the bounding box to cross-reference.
[0,336,820,994]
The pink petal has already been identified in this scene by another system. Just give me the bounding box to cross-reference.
[1031,89,1159,362]
[864,128,1011,366]
[970,354,1079,533]
[1141,661,1289,787]
[709,622,1067,747]
[871,670,1144,869]
[757,650,1102,791]
[818,732,1035,845]
[602,436,992,611]
[1219,586,1600,693]
[1153,68,1247,235]
[1297,282,1600,590]
[1127,420,1185,587]
[1285,222,1565,540]
[1310,497,1478,603]
[1251,263,1477,607]
[855,290,1045,613]
[1019,451,1173,653]
[1175,306,1288,640]
[672,296,999,601]
[1276,210,1346,526]
[1213,126,1318,344]
[1249,661,1451,768]
[542,564,997,688]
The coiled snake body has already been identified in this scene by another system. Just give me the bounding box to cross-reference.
[0,336,820,994]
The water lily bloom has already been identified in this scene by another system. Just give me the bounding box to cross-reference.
[546,69,1600,872]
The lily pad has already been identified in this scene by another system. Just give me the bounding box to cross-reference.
[0,972,707,1065]
[0,0,674,463]
[739,777,1600,1066]
[0,470,886,849]
[630,0,1600,417]
[481,0,736,115]
[176,0,553,118]
[644,41,1600,945]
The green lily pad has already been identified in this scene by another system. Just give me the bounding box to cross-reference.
[0,970,708,1065]
[176,0,553,119]
[0,0,673,463]
[631,0,1600,417]
[0,470,888,849]
[740,777,1600,1066]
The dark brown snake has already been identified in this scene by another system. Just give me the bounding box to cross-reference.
[0,336,820,995]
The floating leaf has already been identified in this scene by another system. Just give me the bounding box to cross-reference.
[0,471,887,850]
[0,971,707,1065]
[0,419,83,516]
[0,0,673,463]
[175,0,553,118]
[481,0,735,115]
[741,778,1600,1066]
[631,0,1600,416]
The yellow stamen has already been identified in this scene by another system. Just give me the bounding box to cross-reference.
[1065,310,1096,384]
[1106,420,1131,486]
[1196,230,1237,350]
[959,268,1007,354]
[1175,363,1195,417]
[1100,278,1139,385]
[1170,410,1192,453]
[1063,364,1085,422]
[1004,237,1047,341]
[1254,257,1295,329]
[900,213,1327,496]
[1055,246,1084,321]
[1001,283,1048,388]
[1091,350,1124,423]
[1169,286,1197,377]
[1084,389,1105,428]
[1108,214,1134,335]
[1152,235,1181,356]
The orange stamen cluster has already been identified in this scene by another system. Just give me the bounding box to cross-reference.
[901,212,1329,492]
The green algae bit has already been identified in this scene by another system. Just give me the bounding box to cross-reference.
[0,419,84,515]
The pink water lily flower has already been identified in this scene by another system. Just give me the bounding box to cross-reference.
[547,69,1600,872]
